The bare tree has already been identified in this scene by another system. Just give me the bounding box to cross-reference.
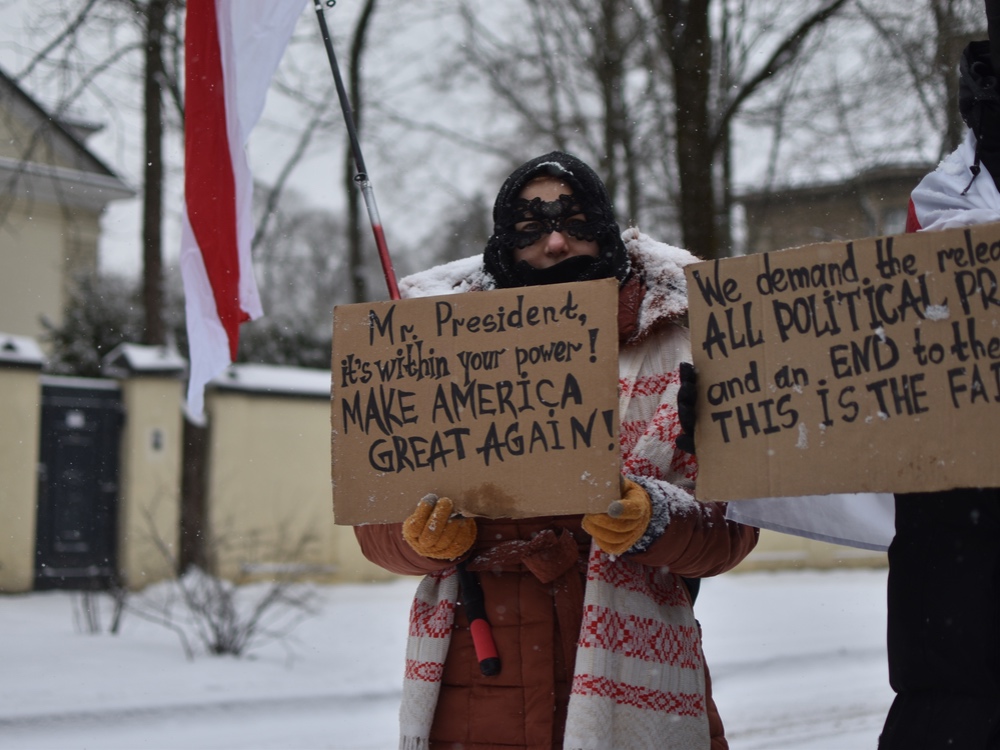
[855,0,986,156]
[251,184,348,360]
[140,0,181,345]
[424,191,492,265]
[15,0,184,345]
[735,0,986,216]
[435,0,848,259]
[78,507,324,660]
[442,1,662,227]
[647,0,850,258]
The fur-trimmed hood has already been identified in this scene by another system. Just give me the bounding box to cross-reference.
[399,228,700,338]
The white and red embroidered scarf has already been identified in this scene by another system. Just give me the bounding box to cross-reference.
[399,569,459,750]
[399,546,708,750]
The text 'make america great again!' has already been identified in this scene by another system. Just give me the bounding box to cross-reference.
[331,278,621,525]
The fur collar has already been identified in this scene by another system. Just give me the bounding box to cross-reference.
[398,228,700,338]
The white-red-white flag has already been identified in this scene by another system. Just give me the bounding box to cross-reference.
[906,128,1000,233]
[180,0,307,421]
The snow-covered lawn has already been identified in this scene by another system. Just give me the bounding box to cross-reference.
[0,568,892,749]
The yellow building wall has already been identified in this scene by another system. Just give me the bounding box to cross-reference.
[0,108,88,170]
[0,87,127,345]
[117,377,184,590]
[0,198,101,342]
[0,366,41,592]
[204,390,394,583]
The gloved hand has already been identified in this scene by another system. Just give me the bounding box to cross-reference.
[582,478,652,556]
[675,361,697,455]
[402,494,477,560]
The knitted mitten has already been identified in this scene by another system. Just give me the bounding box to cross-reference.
[582,479,652,556]
[402,494,477,560]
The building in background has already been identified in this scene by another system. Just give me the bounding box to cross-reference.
[737,164,932,256]
[0,66,133,343]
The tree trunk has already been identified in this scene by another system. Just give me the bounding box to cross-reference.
[594,0,638,222]
[932,0,969,155]
[657,0,719,259]
[179,419,207,572]
[142,0,168,344]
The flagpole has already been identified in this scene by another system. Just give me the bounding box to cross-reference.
[313,0,400,301]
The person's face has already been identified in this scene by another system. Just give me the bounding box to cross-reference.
[511,177,599,269]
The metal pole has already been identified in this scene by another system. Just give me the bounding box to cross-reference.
[313,0,400,301]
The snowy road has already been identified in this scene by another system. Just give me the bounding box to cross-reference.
[720,647,889,749]
[0,569,893,749]
[0,693,402,750]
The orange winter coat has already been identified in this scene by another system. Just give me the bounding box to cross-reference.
[354,229,759,750]
[356,510,755,750]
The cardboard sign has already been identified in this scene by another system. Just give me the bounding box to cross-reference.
[685,222,1000,501]
[331,278,621,525]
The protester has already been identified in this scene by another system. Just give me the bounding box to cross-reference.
[354,151,758,750]
[877,40,1000,749]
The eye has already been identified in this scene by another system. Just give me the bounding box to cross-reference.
[515,221,543,233]
[564,214,587,226]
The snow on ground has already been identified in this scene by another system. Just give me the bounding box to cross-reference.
[0,568,892,749]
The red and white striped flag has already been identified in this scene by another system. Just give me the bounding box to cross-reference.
[180,0,307,421]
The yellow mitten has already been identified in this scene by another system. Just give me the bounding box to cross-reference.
[402,494,477,560]
[582,479,652,556]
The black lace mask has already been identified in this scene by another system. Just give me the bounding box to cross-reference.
[505,193,604,249]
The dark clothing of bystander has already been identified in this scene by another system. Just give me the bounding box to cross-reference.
[880,490,1000,749]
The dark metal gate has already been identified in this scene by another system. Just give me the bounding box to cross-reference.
[35,376,123,590]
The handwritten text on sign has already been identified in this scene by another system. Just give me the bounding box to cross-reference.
[331,278,621,525]
[684,223,1000,501]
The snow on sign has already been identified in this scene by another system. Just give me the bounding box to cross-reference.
[331,278,621,525]
[686,221,1000,501]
